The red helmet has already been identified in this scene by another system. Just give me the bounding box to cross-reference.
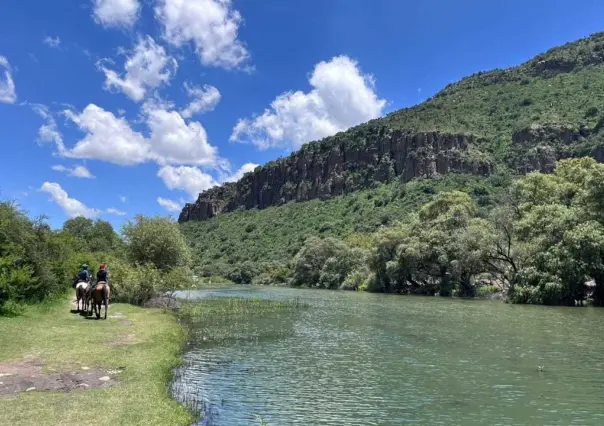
[100,264,106,270]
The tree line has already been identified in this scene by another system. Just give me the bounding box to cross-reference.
[260,158,604,306]
[0,207,193,315]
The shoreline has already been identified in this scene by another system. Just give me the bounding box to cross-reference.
[0,295,195,426]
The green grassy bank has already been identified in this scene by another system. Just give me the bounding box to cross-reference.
[0,296,194,426]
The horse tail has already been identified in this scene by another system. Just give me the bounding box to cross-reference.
[102,285,108,301]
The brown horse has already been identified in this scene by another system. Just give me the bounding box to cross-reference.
[75,281,91,312]
[89,282,110,319]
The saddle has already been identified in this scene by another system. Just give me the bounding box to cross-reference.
[95,282,107,292]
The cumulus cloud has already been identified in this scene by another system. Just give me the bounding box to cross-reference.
[100,36,177,102]
[92,0,140,28]
[221,162,258,183]
[155,0,250,69]
[180,83,220,118]
[43,36,61,48]
[64,104,149,165]
[107,207,127,216]
[230,55,386,150]
[157,165,217,199]
[145,104,219,166]
[62,103,222,168]
[40,182,99,218]
[52,164,95,179]
[157,197,181,212]
[0,56,17,104]
[158,162,259,200]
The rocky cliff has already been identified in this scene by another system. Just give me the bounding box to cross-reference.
[179,127,492,222]
[179,32,604,223]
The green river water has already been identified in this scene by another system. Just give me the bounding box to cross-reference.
[172,286,604,425]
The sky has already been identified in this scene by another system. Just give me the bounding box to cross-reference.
[1,0,603,230]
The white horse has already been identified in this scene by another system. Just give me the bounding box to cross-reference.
[75,281,91,312]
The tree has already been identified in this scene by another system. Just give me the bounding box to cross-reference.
[291,237,353,288]
[63,217,94,240]
[122,215,191,271]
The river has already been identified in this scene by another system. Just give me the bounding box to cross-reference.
[172,286,604,425]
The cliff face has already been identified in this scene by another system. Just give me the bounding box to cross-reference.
[179,128,492,222]
[179,32,604,223]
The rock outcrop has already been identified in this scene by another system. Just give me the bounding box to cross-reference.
[510,123,600,173]
[179,127,492,223]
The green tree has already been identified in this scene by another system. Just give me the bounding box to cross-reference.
[122,215,191,271]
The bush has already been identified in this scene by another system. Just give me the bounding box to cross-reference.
[340,269,372,290]
[122,215,191,271]
[109,262,161,306]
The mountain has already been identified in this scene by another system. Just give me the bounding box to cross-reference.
[179,31,604,223]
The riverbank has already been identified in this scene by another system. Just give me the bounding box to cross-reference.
[0,296,194,426]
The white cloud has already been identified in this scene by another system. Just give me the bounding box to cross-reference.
[120,196,127,203]
[93,0,140,28]
[180,83,220,118]
[155,0,250,69]
[43,36,61,48]
[230,55,386,150]
[107,207,127,216]
[64,104,149,165]
[0,56,17,104]
[157,165,217,199]
[40,182,99,218]
[222,162,258,183]
[100,36,177,102]
[145,104,220,166]
[32,104,66,152]
[62,102,222,167]
[52,164,95,179]
[157,197,181,212]
[159,162,259,200]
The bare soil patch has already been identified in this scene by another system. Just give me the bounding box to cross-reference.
[0,360,118,397]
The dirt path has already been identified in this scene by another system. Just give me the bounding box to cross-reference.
[0,360,118,397]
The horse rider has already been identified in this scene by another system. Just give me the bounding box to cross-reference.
[73,264,90,288]
[96,263,109,288]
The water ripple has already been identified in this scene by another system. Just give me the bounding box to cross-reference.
[173,287,604,425]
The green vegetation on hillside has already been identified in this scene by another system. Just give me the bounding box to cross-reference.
[182,172,509,279]
[183,158,604,306]
[181,32,604,307]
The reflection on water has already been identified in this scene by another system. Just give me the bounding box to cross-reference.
[172,286,604,425]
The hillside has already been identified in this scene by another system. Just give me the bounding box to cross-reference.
[181,32,604,288]
[180,31,604,223]
[181,173,509,279]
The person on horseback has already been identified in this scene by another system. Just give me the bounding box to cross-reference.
[96,264,109,286]
[78,264,90,283]
[73,264,90,288]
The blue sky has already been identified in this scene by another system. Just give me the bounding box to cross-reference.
[0,0,603,230]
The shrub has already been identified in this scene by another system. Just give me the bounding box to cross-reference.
[122,215,191,271]
[340,269,372,290]
[110,262,162,305]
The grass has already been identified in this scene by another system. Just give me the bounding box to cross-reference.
[179,297,307,346]
[173,297,307,422]
[0,296,194,426]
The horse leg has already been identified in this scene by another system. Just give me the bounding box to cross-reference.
[102,286,108,320]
